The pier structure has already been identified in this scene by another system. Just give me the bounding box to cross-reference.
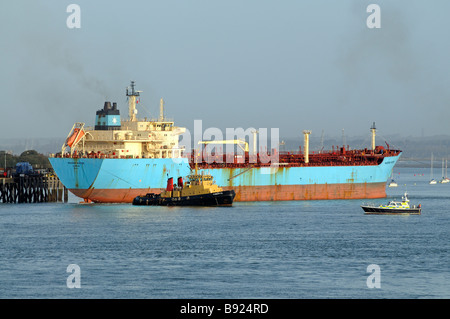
[0,174,67,204]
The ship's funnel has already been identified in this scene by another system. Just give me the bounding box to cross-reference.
[177,177,183,188]
[96,101,121,130]
[303,130,311,164]
[166,177,174,191]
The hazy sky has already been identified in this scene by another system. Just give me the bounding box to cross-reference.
[1,0,450,142]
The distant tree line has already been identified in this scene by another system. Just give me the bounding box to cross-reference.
[0,150,51,169]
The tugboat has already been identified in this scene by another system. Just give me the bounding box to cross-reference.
[132,169,235,206]
[361,192,421,215]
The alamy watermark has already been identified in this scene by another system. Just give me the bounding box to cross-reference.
[366,264,381,288]
[66,4,81,29]
[66,264,81,288]
[66,4,381,30]
[64,263,382,291]
[174,120,280,174]
[367,4,381,29]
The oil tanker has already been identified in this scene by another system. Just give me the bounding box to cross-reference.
[48,82,402,203]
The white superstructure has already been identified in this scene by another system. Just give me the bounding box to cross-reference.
[61,81,186,159]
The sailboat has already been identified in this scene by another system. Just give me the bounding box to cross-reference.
[429,153,437,184]
[440,158,450,183]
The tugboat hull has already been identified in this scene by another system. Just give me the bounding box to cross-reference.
[133,190,236,206]
[361,206,421,215]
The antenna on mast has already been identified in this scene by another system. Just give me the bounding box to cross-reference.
[126,81,141,121]
[342,128,346,147]
[320,129,324,153]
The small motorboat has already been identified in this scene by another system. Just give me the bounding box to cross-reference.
[361,192,421,215]
[388,179,398,187]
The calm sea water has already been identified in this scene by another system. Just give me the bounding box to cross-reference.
[0,166,448,299]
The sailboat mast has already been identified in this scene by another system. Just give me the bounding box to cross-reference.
[431,153,433,178]
[430,153,437,184]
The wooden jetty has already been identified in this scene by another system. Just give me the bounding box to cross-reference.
[0,175,68,204]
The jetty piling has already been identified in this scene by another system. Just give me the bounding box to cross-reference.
[0,175,67,204]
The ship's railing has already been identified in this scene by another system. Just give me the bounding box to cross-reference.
[54,150,185,159]
[82,120,176,132]
[53,147,401,165]
[126,117,174,123]
[184,147,401,168]
[361,201,377,207]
